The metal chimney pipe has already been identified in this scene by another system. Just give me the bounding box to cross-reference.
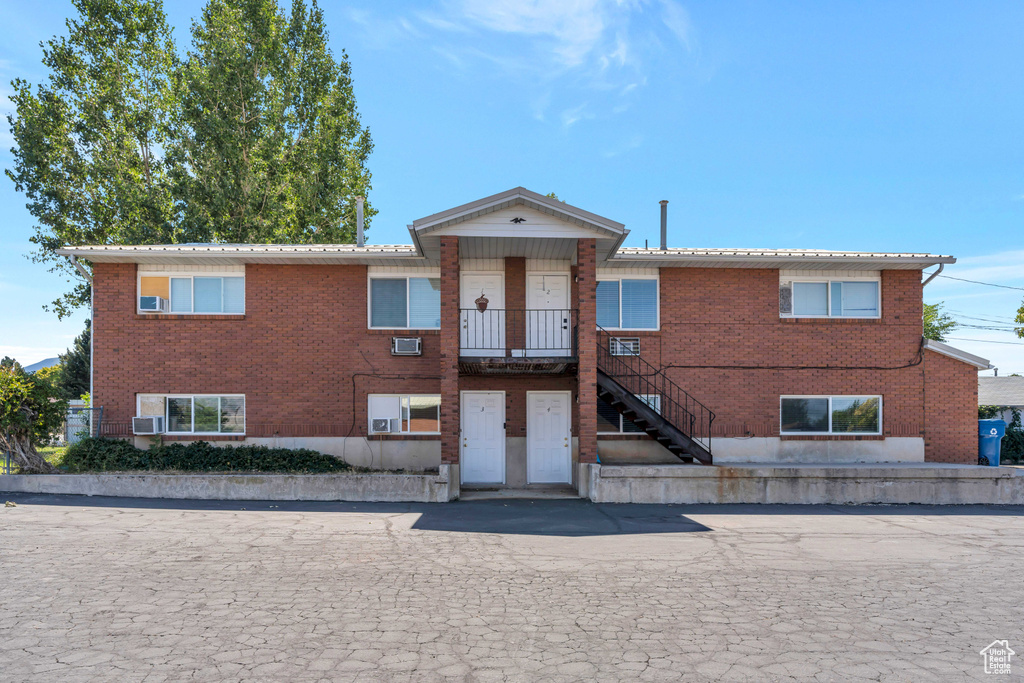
[659,200,668,250]
[356,196,365,247]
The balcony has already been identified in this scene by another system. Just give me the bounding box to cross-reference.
[459,309,578,374]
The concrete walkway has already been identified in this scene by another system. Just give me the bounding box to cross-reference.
[2,494,1022,681]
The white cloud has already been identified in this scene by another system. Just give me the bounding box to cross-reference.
[560,103,593,127]
[659,0,693,49]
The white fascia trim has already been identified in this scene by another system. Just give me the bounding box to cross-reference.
[923,339,993,369]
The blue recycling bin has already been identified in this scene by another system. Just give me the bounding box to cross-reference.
[978,419,1007,466]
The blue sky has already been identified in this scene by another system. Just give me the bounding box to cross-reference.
[2,0,1023,372]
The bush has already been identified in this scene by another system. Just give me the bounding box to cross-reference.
[62,438,354,474]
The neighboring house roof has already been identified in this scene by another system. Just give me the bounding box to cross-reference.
[979,376,1024,406]
[923,339,992,370]
[55,187,956,270]
[23,357,60,373]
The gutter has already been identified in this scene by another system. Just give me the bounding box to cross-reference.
[921,263,944,287]
[68,255,93,283]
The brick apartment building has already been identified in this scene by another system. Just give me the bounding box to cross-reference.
[59,187,990,490]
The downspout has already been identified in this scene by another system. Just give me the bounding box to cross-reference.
[921,263,943,287]
[68,256,95,436]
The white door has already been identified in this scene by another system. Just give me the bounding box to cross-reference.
[526,274,570,357]
[527,392,571,484]
[461,274,505,357]
[461,392,505,484]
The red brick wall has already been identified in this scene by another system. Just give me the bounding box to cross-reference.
[576,239,598,463]
[439,238,461,463]
[923,349,978,463]
[94,258,970,461]
[93,262,442,440]
[639,268,928,441]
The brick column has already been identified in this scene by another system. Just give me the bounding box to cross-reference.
[504,257,526,353]
[576,239,598,464]
[440,237,461,465]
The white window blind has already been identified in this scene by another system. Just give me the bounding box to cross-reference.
[170,278,192,313]
[597,278,657,329]
[370,277,441,329]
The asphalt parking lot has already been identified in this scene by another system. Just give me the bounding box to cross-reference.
[1,495,1021,681]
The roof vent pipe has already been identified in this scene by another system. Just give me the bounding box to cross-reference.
[355,196,365,248]
[659,200,668,251]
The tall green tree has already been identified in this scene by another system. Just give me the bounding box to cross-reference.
[923,302,957,342]
[6,0,179,319]
[171,0,374,243]
[57,320,91,400]
[1015,298,1023,339]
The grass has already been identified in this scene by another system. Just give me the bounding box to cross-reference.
[1,445,67,474]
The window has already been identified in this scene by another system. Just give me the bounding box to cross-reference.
[780,396,881,435]
[597,395,661,433]
[369,277,441,329]
[137,394,245,434]
[139,275,244,314]
[786,280,879,318]
[597,278,658,329]
[368,395,441,434]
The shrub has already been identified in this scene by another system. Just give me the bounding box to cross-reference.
[62,438,353,474]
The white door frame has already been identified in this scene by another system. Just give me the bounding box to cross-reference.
[460,272,506,357]
[526,390,572,484]
[460,390,506,485]
[525,272,571,357]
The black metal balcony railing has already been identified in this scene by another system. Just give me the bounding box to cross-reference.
[460,309,578,357]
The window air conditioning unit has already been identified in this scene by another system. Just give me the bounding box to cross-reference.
[611,337,641,356]
[139,296,169,313]
[391,337,422,356]
[133,416,164,435]
[370,418,401,434]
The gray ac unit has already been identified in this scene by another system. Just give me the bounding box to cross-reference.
[391,337,422,356]
[133,416,164,435]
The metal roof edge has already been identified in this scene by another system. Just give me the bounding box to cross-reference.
[923,338,993,370]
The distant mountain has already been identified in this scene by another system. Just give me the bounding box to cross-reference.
[24,357,60,373]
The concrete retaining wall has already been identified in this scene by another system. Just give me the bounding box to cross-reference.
[583,463,1024,505]
[0,465,457,503]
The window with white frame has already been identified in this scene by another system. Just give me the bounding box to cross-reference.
[782,279,880,318]
[780,395,881,435]
[368,395,441,434]
[597,394,661,433]
[369,276,441,328]
[138,275,245,314]
[597,277,658,329]
[137,394,246,434]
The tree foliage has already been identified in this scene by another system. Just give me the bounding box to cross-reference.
[6,0,179,318]
[170,0,373,244]
[1015,298,1024,339]
[7,0,374,319]
[56,319,91,400]
[0,364,67,473]
[923,302,957,342]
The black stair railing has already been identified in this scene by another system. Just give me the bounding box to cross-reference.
[597,327,715,455]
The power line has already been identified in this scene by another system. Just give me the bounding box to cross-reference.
[924,271,1024,291]
[946,336,1024,346]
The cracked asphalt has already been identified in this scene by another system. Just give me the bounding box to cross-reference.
[1,495,1022,682]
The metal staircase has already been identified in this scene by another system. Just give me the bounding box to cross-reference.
[597,328,715,465]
